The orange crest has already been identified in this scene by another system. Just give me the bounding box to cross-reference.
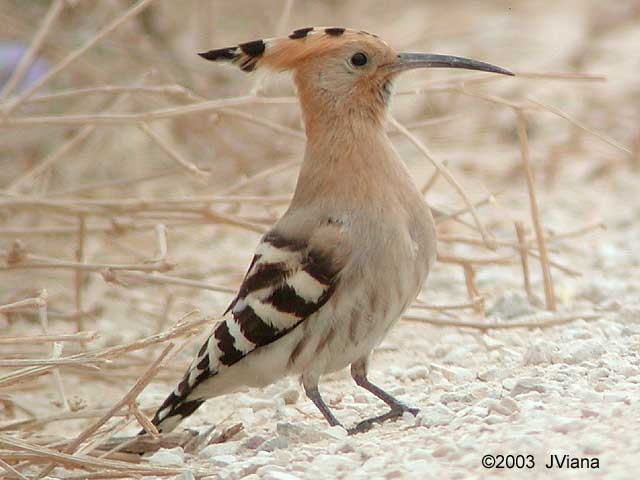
[199,27,387,72]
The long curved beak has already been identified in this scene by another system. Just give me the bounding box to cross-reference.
[390,52,514,76]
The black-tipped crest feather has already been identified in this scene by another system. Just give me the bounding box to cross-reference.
[198,47,237,61]
[325,27,345,36]
[289,27,314,39]
[198,39,265,72]
[239,39,266,56]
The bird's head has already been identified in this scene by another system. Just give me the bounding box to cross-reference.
[200,27,513,128]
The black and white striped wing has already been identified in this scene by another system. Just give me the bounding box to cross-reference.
[225,232,338,344]
[150,231,339,431]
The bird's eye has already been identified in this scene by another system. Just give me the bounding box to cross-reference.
[350,52,368,67]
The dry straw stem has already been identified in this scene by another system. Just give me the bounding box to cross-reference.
[527,96,632,156]
[460,86,528,110]
[414,298,484,312]
[0,250,174,274]
[103,269,237,294]
[138,122,211,177]
[437,222,604,249]
[0,296,45,313]
[152,224,168,262]
[513,71,606,82]
[17,84,194,105]
[515,221,534,302]
[0,408,136,433]
[462,264,481,304]
[0,194,290,210]
[0,357,107,368]
[73,215,87,335]
[128,402,159,439]
[0,332,96,345]
[40,299,70,412]
[431,192,502,239]
[96,429,199,457]
[0,456,29,480]
[438,252,512,266]
[439,250,578,278]
[420,161,445,194]
[515,109,556,310]
[403,311,600,331]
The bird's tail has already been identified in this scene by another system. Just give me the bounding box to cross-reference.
[140,305,263,435]
[140,319,228,436]
[139,368,207,435]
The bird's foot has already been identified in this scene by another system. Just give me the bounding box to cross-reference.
[347,404,419,435]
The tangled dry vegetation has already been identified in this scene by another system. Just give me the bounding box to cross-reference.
[0,1,638,479]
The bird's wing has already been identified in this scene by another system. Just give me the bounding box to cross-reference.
[220,230,340,353]
[150,229,343,430]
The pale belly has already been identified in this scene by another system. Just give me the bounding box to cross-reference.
[291,239,431,380]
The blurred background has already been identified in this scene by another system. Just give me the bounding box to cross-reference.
[1,0,639,443]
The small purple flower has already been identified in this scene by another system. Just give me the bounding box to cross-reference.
[0,43,49,94]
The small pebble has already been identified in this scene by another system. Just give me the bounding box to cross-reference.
[258,436,289,452]
[243,435,267,450]
[172,472,194,480]
[510,377,547,396]
[262,472,303,480]
[208,454,237,467]
[148,448,184,466]
[562,340,606,364]
[415,404,454,427]
[277,387,300,404]
[487,292,536,319]
[406,365,429,380]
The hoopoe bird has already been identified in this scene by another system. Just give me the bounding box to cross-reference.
[147,27,512,435]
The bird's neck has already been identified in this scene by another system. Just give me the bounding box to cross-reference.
[289,104,417,212]
[296,79,388,140]
[286,75,423,212]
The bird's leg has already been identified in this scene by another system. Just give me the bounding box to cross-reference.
[303,382,343,428]
[348,359,419,435]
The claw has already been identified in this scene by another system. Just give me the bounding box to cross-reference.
[347,404,420,435]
